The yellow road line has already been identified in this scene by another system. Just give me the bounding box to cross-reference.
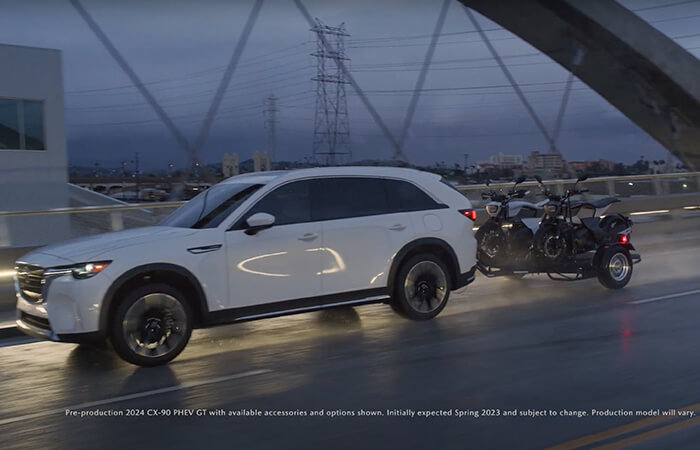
[592,416,700,450]
[545,402,700,450]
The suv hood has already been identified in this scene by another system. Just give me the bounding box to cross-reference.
[25,226,198,265]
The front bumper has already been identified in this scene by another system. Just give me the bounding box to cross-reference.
[16,309,104,344]
[14,267,113,342]
[16,311,58,341]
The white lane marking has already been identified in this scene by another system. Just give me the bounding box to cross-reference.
[0,369,271,427]
[630,289,700,305]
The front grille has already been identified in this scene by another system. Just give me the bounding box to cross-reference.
[20,311,51,331]
[15,263,45,303]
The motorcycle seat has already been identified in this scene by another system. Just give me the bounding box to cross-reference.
[571,197,620,209]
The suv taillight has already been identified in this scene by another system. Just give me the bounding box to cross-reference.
[459,209,477,221]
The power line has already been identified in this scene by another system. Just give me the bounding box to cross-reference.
[191,0,264,170]
[464,6,558,155]
[69,0,193,156]
[65,41,313,95]
[66,66,314,111]
[398,0,450,153]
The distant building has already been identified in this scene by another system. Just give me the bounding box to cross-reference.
[524,151,566,178]
[222,152,239,177]
[253,151,271,172]
[487,152,523,169]
[569,159,617,173]
[0,44,69,247]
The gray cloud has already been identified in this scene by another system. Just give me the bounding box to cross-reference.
[0,0,698,169]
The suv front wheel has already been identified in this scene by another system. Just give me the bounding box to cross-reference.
[393,253,451,320]
[110,283,193,367]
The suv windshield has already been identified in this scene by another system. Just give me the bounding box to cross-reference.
[161,183,263,229]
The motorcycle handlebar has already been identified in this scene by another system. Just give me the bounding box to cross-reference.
[565,188,589,196]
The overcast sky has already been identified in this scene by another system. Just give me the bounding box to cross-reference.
[1,0,699,170]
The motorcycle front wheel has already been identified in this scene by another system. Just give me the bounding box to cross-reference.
[534,224,568,265]
[475,222,507,267]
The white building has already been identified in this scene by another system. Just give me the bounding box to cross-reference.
[487,152,523,169]
[0,44,69,247]
[253,151,271,172]
[524,151,567,178]
[222,152,239,177]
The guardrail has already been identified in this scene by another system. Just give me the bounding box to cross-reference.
[456,171,700,203]
[0,172,698,248]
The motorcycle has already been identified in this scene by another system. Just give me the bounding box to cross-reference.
[474,176,545,273]
[531,175,640,288]
[475,176,641,289]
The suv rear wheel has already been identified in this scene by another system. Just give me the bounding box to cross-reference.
[110,283,192,367]
[392,253,451,320]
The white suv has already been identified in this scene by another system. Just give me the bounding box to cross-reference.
[15,167,477,366]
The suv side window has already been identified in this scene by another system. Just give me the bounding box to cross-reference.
[313,177,390,221]
[237,180,312,227]
[384,179,443,212]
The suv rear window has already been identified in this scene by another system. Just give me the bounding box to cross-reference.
[384,179,442,212]
[313,177,389,221]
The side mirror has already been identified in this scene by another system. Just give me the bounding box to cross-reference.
[515,175,527,184]
[534,175,542,183]
[245,212,275,235]
[577,175,588,182]
[485,179,491,187]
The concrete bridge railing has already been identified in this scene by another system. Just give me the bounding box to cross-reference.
[0,171,697,250]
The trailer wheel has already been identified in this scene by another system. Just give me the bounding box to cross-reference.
[597,246,633,289]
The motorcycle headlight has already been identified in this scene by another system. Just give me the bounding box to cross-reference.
[486,205,500,217]
[45,261,111,280]
[544,205,558,216]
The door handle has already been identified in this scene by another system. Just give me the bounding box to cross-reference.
[298,233,318,241]
[389,224,406,231]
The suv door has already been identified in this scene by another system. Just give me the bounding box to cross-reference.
[225,179,322,309]
[313,177,414,296]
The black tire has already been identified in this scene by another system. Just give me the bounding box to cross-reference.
[393,253,451,320]
[475,222,506,267]
[534,224,568,264]
[110,283,193,367]
[597,246,633,289]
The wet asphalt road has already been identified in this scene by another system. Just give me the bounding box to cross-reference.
[1,239,700,449]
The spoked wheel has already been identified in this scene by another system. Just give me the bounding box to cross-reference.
[392,253,451,320]
[542,232,566,261]
[476,224,506,266]
[597,246,633,289]
[110,284,192,366]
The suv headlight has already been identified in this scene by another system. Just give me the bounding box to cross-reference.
[45,261,111,280]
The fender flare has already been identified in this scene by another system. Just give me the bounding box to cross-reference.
[99,263,208,334]
[387,238,461,292]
